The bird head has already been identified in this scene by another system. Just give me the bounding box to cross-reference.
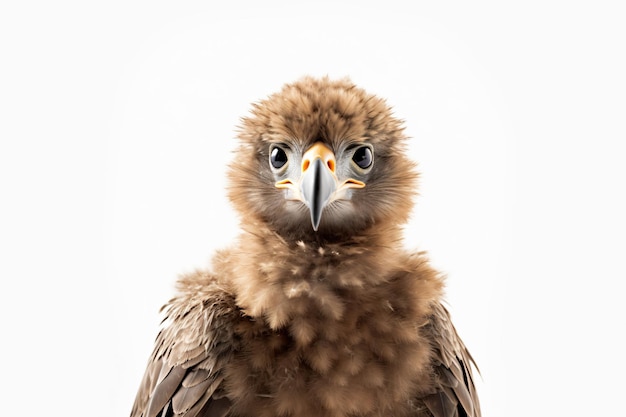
[228,76,418,243]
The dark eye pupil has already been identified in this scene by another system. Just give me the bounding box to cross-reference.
[352,146,372,169]
[270,147,288,169]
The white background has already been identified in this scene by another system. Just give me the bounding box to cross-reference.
[1,1,624,416]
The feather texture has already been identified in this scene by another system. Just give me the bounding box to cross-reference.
[130,275,239,417]
[421,304,481,417]
[129,76,481,417]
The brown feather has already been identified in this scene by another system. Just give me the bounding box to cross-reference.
[421,303,481,417]
[171,376,219,415]
[145,365,185,417]
[129,76,481,417]
[130,276,239,417]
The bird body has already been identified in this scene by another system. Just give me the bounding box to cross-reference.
[131,77,480,417]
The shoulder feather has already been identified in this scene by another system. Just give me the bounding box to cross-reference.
[421,303,481,417]
[130,273,240,417]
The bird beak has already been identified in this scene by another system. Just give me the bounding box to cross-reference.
[275,142,366,231]
[300,144,337,231]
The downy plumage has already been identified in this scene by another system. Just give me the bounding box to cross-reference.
[131,77,480,417]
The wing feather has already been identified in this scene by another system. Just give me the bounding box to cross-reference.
[171,374,217,415]
[130,279,239,417]
[181,368,211,388]
[421,303,481,417]
[144,365,187,417]
[422,391,458,417]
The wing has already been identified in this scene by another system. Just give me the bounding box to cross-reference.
[130,280,239,417]
[420,303,481,417]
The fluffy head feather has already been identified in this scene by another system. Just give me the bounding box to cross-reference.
[228,76,418,243]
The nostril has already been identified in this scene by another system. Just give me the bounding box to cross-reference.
[327,159,335,172]
[302,160,310,172]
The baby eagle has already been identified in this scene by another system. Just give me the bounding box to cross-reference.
[130,77,480,417]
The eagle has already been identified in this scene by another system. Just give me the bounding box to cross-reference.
[130,76,481,417]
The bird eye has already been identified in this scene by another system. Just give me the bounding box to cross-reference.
[270,146,288,169]
[352,146,373,169]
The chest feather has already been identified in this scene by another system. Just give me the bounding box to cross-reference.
[223,280,433,417]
